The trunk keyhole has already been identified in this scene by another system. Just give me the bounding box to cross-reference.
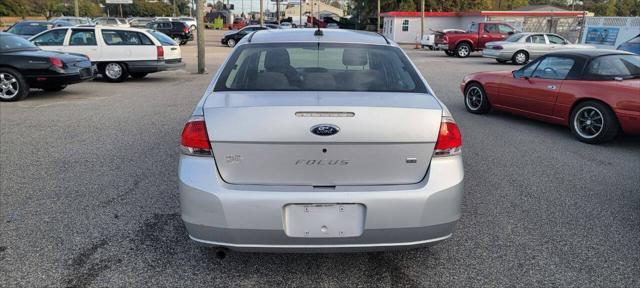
[322,148,327,153]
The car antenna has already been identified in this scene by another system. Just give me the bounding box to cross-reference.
[314,25,323,36]
[247,31,257,43]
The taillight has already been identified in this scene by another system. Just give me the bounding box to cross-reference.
[492,45,504,50]
[181,116,212,156]
[49,57,63,68]
[434,116,462,157]
[443,36,449,43]
[156,46,164,60]
[183,27,189,33]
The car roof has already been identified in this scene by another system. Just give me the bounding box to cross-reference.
[46,26,150,33]
[15,20,51,25]
[247,29,392,46]
[546,49,634,59]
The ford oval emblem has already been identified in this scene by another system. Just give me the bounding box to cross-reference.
[311,124,340,136]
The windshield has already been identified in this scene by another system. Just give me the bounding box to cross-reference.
[587,55,640,79]
[215,43,426,92]
[0,34,38,51]
[505,34,524,42]
[7,22,50,36]
[148,30,176,46]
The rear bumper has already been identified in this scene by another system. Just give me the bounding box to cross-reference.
[125,60,185,73]
[179,154,464,252]
[436,44,449,50]
[26,69,94,88]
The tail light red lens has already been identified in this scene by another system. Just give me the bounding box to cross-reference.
[181,116,212,156]
[434,117,462,157]
[183,27,189,33]
[443,36,449,43]
[49,57,63,68]
[156,46,164,60]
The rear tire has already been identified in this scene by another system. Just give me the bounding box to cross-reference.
[101,62,128,83]
[42,85,67,92]
[130,73,148,79]
[464,83,490,114]
[0,67,28,102]
[569,101,619,144]
[512,50,529,65]
[180,40,188,45]
[456,42,471,58]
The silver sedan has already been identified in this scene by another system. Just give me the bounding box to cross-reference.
[179,29,464,252]
[482,32,594,64]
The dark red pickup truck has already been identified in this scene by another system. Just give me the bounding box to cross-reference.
[435,22,517,58]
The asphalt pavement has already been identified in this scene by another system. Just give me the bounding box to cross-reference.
[1,30,639,287]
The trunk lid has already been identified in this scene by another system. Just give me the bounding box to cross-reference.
[163,45,181,60]
[203,91,443,186]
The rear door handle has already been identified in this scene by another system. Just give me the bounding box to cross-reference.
[547,85,556,90]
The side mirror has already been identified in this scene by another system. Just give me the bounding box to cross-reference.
[513,70,528,79]
[508,31,515,35]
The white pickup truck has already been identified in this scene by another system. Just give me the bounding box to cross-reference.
[30,26,185,82]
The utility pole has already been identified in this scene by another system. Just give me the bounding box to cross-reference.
[173,0,177,17]
[420,0,424,40]
[260,0,264,26]
[377,0,380,33]
[300,0,303,28]
[196,0,205,74]
[74,0,79,17]
[276,0,280,24]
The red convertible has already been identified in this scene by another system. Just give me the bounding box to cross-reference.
[461,50,640,144]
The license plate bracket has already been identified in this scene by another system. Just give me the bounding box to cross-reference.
[284,204,365,238]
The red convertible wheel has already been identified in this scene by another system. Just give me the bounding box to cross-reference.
[570,101,619,144]
[464,83,490,114]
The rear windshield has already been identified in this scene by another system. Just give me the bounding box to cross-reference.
[586,54,640,79]
[215,43,426,92]
[505,34,524,42]
[148,30,176,46]
[7,22,50,36]
[0,34,38,51]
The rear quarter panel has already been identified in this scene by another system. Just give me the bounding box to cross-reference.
[556,79,640,134]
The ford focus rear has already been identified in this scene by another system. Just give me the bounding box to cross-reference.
[179,29,464,252]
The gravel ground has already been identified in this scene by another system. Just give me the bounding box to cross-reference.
[1,30,639,287]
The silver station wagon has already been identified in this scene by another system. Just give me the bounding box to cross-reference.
[179,29,464,252]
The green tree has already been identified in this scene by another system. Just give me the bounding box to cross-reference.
[0,0,30,17]
[398,0,417,11]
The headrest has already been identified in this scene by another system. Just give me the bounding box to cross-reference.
[265,49,290,69]
[342,48,368,66]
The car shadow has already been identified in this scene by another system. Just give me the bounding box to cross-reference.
[485,109,640,148]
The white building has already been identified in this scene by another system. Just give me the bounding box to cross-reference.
[381,10,587,44]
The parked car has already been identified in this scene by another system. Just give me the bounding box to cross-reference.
[421,29,465,50]
[461,50,640,143]
[177,17,197,30]
[231,17,247,30]
[50,16,93,25]
[128,17,154,28]
[146,21,193,45]
[483,33,594,65]
[0,32,93,101]
[221,25,269,47]
[154,17,173,22]
[180,29,464,252]
[4,21,53,39]
[279,22,293,29]
[326,23,339,29]
[29,26,185,82]
[93,17,130,27]
[435,22,517,57]
[617,34,640,54]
